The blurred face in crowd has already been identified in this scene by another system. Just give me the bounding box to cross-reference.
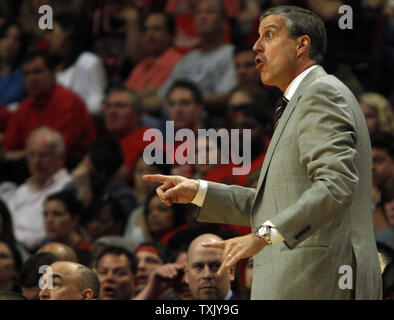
[186,238,234,300]
[22,57,55,96]
[0,242,16,289]
[194,0,223,38]
[235,50,260,85]
[143,13,172,57]
[44,200,78,243]
[174,251,193,300]
[360,102,378,134]
[194,136,220,176]
[385,200,394,225]
[146,196,175,238]
[26,134,63,186]
[372,148,394,187]
[253,15,301,91]
[96,253,135,300]
[133,156,162,201]
[135,248,163,293]
[244,257,253,291]
[168,87,202,130]
[0,24,22,62]
[39,262,93,300]
[229,91,264,154]
[84,204,122,242]
[45,22,68,56]
[104,90,139,139]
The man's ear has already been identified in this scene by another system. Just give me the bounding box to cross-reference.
[81,288,94,300]
[296,35,311,58]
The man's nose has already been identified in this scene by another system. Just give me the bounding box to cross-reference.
[39,288,49,300]
[201,265,215,279]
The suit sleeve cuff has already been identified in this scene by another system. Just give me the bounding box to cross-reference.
[191,179,208,207]
[264,220,285,244]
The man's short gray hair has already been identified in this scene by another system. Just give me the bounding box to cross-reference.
[260,5,327,64]
[26,126,65,157]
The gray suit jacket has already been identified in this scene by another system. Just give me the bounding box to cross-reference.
[197,66,382,299]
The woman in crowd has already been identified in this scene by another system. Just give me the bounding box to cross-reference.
[0,21,27,108]
[43,191,92,265]
[83,195,127,243]
[143,191,188,246]
[359,92,394,136]
[44,12,106,114]
[0,237,23,293]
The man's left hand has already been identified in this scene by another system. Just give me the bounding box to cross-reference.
[202,233,267,276]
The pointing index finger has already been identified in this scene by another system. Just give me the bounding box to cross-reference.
[143,174,171,183]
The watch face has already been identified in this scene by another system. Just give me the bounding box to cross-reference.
[258,226,268,237]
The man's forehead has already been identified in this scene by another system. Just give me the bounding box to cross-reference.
[100,253,131,267]
[190,245,222,261]
[259,14,287,31]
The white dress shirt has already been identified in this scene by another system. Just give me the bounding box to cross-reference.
[7,169,72,250]
[191,65,319,244]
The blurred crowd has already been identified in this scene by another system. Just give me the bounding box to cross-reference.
[0,0,393,300]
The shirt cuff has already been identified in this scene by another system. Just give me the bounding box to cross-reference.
[191,179,208,207]
[263,220,285,244]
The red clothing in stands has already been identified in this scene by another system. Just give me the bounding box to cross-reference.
[120,126,152,171]
[3,84,96,166]
[0,106,10,132]
[125,48,184,91]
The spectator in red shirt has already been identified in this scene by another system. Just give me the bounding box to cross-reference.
[103,85,156,183]
[2,50,96,168]
[125,11,184,96]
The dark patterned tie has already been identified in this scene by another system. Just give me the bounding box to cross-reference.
[274,95,289,129]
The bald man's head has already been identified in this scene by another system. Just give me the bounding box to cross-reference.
[186,234,234,300]
[39,261,100,300]
[37,242,78,262]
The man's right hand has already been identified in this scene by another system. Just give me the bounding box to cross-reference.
[143,174,199,206]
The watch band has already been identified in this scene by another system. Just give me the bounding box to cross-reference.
[255,225,272,245]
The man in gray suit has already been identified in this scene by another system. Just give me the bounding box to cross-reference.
[144,6,382,299]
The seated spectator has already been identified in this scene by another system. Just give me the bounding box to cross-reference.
[144,192,189,246]
[173,244,193,300]
[83,195,127,243]
[39,261,100,300]
[0,21,27,108]
[185,233,236,300]
[42,191,93,266]
[7,127,72,251]
[90,236,136,267]
[165,79,205,177]
[359,92,394,136]
[227,84,273,187]
[19,252,60,300]
[93,245,137,300]
[234,43,260,87]
[103,85,159,183]
[45,12,107,114]
[240,256,253,300]
[123,154,170,247]
[134,241,172,296]
[2,50,96,168]
[0,199,30,262]
[67,136,138,220]
[371,132,394,232]
[159,0,237,106]
[0,238,23,294]
[36,242,78,263]
[381,178,394,226]
[124,11,184,94]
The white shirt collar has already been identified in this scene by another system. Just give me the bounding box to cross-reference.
[284,65,319,101]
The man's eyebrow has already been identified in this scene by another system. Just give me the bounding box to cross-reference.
[52,274,64,281]
[263,24,279,30]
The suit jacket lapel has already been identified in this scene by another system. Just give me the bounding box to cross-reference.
[253,66,327,203]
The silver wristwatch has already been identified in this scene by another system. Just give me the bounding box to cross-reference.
[255,225,272,244]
